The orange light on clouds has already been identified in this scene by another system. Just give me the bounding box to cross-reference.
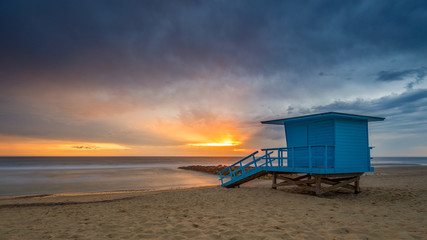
[0,108,256,156]
[54,143,129,151]
[0,135,131,156]
[233,148,250,152]
[0,135,252,156]
[188,140,240,147]
[147,115,252,155]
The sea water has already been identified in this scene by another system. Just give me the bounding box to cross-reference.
[0,156,239,196]
[0,156,426,196]
[372,157,427,167]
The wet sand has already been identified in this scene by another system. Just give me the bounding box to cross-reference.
[0,167,426,239]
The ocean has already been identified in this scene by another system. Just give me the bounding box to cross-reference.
[0,157,239,196]
[0,156,426,196]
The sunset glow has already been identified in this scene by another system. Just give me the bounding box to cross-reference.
[188,140,240,147]
[0,136,131,156]
[55,143,130,151]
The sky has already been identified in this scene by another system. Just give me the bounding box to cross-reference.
[1,0,426,156]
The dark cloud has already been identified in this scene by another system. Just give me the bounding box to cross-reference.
[307,88,427,115]
[1,0,426,110]
[1,0,426,87]
[376,67,427,82]
[72,145,98,150]
[302,88,427,137]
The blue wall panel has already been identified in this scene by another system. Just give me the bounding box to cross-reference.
[286,120,335,168]
[308,120,334,168]
[334,118,369,169]
[285,122,308,167]
[308,120,334,145]
[285,122,307,146]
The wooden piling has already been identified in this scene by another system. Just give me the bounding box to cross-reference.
[272,172,277,189]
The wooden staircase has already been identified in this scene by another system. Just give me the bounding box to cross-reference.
[218,151,274,188]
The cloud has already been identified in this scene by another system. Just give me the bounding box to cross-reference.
[1,1,426,114]
[1,1,426,86]
[0,99,185,146]
[72,145,98,150]
[308,88,427,117]
[376,67,427,82]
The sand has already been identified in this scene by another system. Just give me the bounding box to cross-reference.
[0,167,426,240]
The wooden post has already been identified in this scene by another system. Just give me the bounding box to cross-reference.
[315,176,322,196]
[272,172,277,189]
[354,176,360,194]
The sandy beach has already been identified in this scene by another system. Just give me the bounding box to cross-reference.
[1,167,426,240]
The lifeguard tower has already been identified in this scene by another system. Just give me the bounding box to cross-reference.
[218,112,385,195]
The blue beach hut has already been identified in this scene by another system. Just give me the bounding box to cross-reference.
[218,112,385,195]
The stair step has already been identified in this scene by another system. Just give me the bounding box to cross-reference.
[224,170,268,188]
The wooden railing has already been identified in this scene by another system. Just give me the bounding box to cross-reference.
[218,151,274,185]
[261,145,336,170]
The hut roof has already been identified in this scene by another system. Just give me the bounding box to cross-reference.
[261,112,385,125]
